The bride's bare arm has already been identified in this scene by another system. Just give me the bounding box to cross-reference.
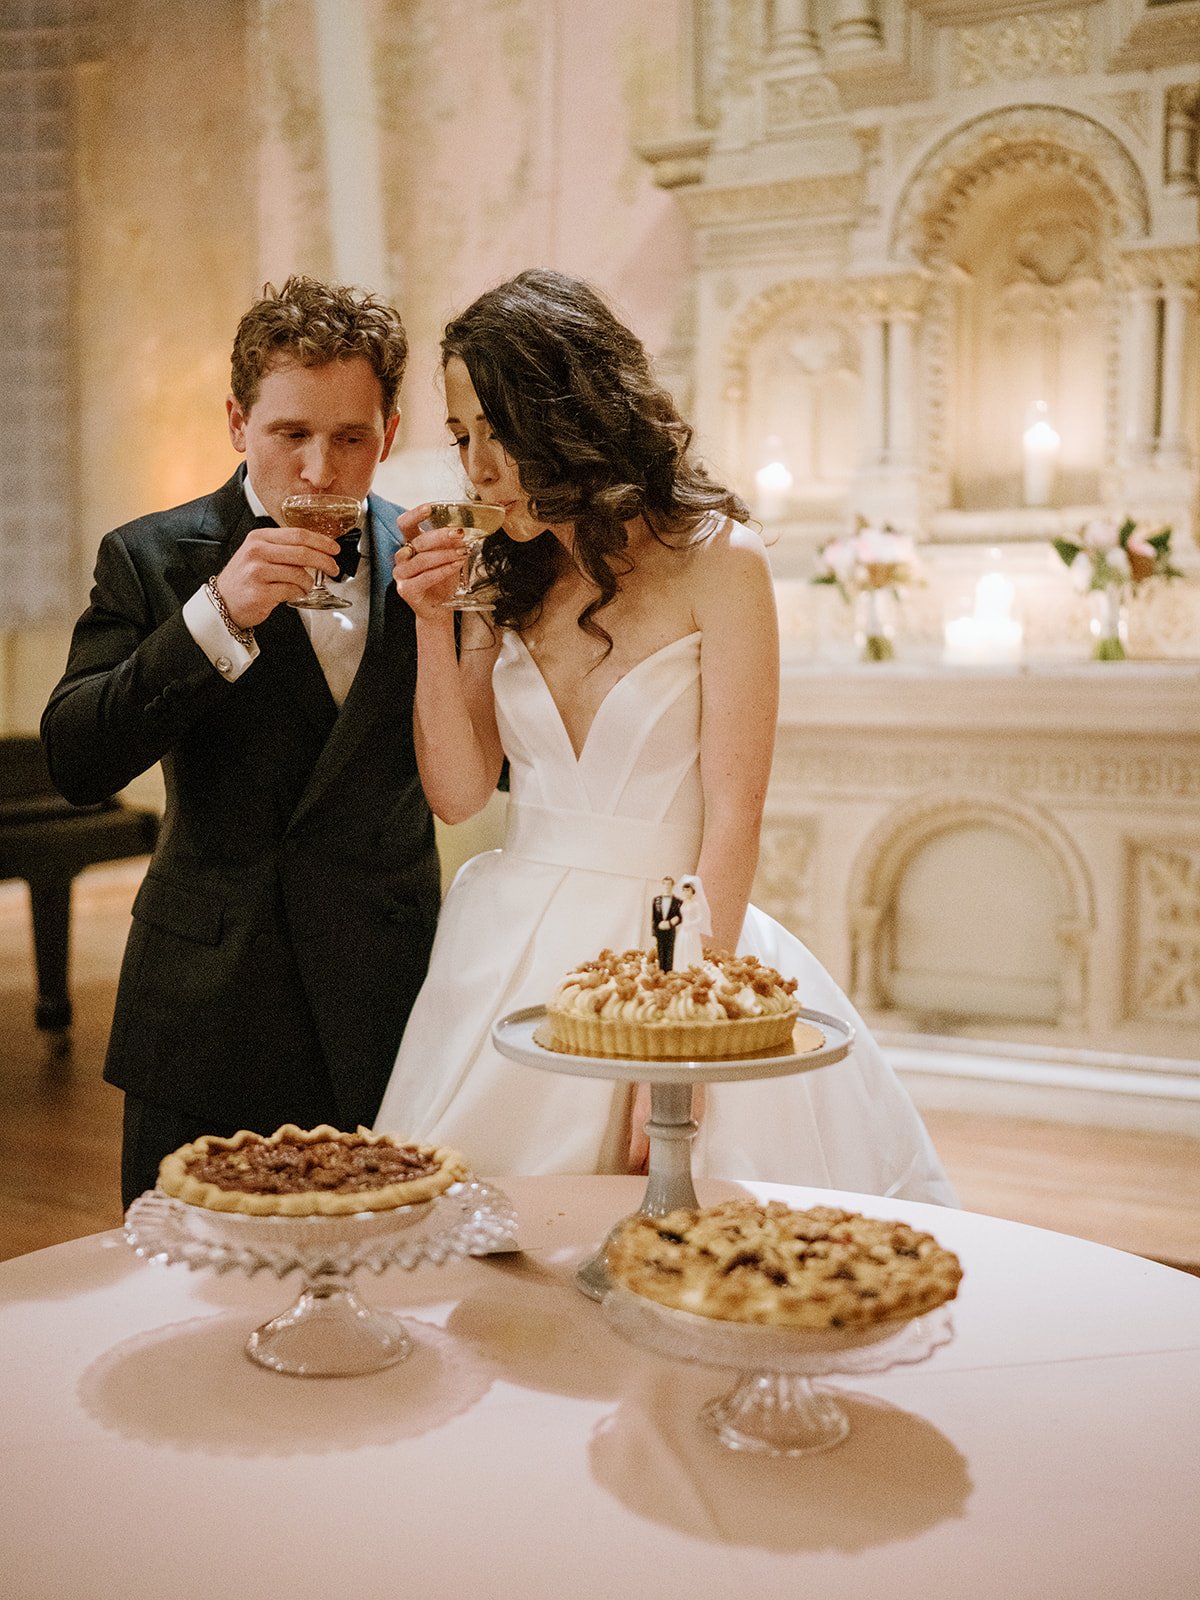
[393,507,505,823]
[691,523,780,953]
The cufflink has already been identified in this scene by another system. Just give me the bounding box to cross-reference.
[216,656,233,675]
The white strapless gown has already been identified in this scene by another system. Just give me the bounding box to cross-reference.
[376,630,956,1204]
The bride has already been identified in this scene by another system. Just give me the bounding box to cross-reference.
[374,268,955,1205]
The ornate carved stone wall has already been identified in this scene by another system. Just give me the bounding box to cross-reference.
[752,663,1200,1089]
[642,0,1200,644]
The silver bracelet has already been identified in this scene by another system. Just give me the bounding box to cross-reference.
[205,578,255,650]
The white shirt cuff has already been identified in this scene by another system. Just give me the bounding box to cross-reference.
[183,586,260,681]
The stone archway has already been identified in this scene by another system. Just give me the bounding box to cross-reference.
[847,791,1096,1030]
[889,103,1152,267]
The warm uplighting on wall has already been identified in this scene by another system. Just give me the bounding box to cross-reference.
[1022,401,1060,508]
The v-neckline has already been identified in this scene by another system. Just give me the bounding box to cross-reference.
[510,630,701,763]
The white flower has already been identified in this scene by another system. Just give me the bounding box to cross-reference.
[1081,518,1119,553]
[855,526,914,567]
[1069,551,1093,593]
[1104,545,1131,581]
[819,536,859,586]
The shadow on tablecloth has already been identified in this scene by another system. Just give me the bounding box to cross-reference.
[77,1310,492,1455]
[589,1366,973,1553]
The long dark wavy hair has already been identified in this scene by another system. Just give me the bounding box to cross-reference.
[440,269,748,648]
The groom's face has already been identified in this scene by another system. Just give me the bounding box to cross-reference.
[226,355,399,526]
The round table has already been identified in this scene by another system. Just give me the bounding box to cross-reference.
[1,1176,1197,1599]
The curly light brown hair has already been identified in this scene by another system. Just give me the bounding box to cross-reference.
[441,268,748,648]
[230,275,409,416]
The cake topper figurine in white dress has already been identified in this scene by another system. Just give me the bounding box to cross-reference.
[673,875,711,971]
[373,269,955,1206]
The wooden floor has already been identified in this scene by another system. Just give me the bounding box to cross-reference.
[2,862,1198,1269]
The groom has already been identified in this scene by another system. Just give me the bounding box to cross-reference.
[42,276,441,1207]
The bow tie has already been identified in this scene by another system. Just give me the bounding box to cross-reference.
[250,514,362,581]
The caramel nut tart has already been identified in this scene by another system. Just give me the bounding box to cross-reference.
[549,947,801,1059]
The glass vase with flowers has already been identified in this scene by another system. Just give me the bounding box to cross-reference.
[812,524,917,663]
[1052,518,1179,661]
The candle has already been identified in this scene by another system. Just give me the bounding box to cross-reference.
[1022,402,1060,508]
[943,572,1024,665]
[755,458,793,521]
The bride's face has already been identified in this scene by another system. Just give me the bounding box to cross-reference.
[443,356,544,544]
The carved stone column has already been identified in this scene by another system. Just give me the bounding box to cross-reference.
[771,0,820,62]
[1164,86,1200,198]
[1156,283,1195,469]
[858,314,886,471]
[886,313,917,469]
[1122,285,1158,467]
[829,0,882,53]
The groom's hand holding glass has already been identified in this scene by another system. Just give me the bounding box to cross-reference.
[209,515,349,632]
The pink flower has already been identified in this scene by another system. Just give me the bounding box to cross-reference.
[1081,519,1119,553]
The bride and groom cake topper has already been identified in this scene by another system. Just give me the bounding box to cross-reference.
[652,874,711,972]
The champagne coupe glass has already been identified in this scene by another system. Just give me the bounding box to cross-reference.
[282,491,364,611]
[421,501,507,611]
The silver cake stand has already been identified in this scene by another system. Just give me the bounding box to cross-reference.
[124,1180,517,1377]
[490,1005,854,1299]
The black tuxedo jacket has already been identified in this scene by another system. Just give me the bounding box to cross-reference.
[42,470,440,1132]
[652,894,681,929]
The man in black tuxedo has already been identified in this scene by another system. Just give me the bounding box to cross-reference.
[42,277,441,1207]
[651,876,682,971]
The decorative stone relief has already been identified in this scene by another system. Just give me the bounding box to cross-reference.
[891,105,1152,264]
[753,813,818,938]
[771,743,1200,805]
[679,173,864,229]
[1114,245,1200,292]
[1127,841,1200,1021]
[764,72,842,132]
[1092,88,1153,150]
[722,271,929,366]
[952,11,1088,90]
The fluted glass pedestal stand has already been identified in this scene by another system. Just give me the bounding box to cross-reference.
[603,1284,954,1456]
[125,1181,517,1376]
[491,1006,854,1300]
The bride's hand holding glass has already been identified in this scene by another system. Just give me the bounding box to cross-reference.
[391,504,469,618]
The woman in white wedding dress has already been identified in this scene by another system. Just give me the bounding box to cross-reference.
[374,269,955,1206]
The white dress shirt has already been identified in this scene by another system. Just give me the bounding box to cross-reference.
[182,477,370,707]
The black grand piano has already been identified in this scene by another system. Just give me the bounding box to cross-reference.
[0,736,159,1035]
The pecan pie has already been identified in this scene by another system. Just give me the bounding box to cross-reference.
[606,1199,963,1329]
[548,948,801,1059]
[157,1124,469,1216]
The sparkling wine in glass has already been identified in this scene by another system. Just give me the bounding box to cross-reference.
[420,501,507,611]
[282,492,364,611]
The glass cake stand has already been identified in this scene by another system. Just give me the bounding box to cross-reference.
[124,1180,517,1377]
[490,1005,854,1299]
[603,1284,955,1456]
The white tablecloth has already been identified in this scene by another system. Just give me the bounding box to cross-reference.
[2,1176,1198,1599]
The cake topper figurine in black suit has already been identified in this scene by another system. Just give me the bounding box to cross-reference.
[651,875,682,971]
